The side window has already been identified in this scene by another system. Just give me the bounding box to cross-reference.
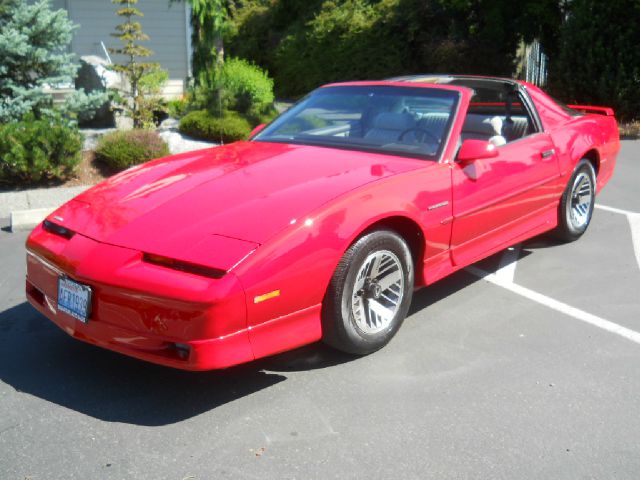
[462,87,539,146]
[504,91,539,142]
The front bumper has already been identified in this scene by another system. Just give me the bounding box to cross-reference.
[25,224,254,371]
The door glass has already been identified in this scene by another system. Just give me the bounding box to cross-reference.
[462,86,537,144]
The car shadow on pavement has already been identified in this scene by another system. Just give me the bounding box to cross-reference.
[522,233,569,250]
[0,302,289,427]
[0,263,523,427]
[257,270,504,372]
[408,269,483,315]
[257,342,357,372]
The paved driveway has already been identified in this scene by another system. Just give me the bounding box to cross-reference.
[1,141,639,479]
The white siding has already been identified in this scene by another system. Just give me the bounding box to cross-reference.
[67,0,189,97]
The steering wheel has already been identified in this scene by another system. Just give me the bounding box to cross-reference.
[398,128,440,144]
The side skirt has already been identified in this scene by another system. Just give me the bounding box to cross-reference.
[422,203,559,286]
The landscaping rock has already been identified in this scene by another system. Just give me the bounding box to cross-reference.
[158,130,216,155]
[80,120,216,156]
[81,128,117,151]
[75,56,121,128]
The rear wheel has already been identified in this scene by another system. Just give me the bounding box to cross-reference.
[322,229,414,355]
[555,159,596,242]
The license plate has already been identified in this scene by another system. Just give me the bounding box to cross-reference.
[57,277,92,323]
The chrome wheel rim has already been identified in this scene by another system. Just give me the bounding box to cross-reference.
[351,250,404,334]
[568,171,593,229]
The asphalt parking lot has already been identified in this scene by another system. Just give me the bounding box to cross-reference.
[1,141,639,480]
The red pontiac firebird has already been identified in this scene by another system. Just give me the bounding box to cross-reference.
[25,75,620,370]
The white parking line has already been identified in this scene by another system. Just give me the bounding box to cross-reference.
[596,203,640,271]
[494,244,521,284]
[466,265,640,345]
[595,204,639,216]
[629,215,640,272]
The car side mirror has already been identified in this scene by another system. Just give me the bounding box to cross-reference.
[249,123,266,138]
[457,139,499,163]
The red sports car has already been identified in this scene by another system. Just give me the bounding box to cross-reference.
[25,75,620,370]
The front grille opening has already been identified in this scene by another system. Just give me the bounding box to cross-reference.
[43,220,75,239]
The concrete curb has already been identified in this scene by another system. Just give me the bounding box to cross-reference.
[1,185,92,232]
[10,207,56,232]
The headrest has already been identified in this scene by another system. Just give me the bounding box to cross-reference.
[417,113,450,127]
[372,112,416,131]
[463,114,502,136]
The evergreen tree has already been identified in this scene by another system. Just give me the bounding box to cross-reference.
[170,0,231,81]
[0,0,105,123]
[189,0,230,75]
[109,0,159,128]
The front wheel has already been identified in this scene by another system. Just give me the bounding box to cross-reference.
[322,229,414,355]
[555,159,596,242]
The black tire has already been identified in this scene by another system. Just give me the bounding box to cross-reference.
[555,159,596,242]
[321,229,414,355]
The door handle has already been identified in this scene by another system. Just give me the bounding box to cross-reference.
[541,149,555,159]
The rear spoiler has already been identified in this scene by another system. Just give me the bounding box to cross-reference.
[567,105,615,116]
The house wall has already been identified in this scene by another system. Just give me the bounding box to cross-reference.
[62,0,190,98]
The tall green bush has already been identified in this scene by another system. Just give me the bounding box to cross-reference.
[218,58,275,116]
[227,0,561,98]
[227,0,325,78]
[190,57,275,119]
[188,0,231,76]
[549,0,640,121]
[272,0,406,98]
[0,115,83,184]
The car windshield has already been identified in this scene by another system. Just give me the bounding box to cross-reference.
[253,85,459,160]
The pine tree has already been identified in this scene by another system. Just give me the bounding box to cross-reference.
[0,0,105,123]
[109,0,159,128]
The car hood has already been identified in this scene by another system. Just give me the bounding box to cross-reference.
[48,141,421,267]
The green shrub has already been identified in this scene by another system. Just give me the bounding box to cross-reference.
[167,98,191,119]
[0,115,82,184]
[190,58,275,118]
[219,57,275,115]
[95,130,169,170]
[179,110,252,143]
